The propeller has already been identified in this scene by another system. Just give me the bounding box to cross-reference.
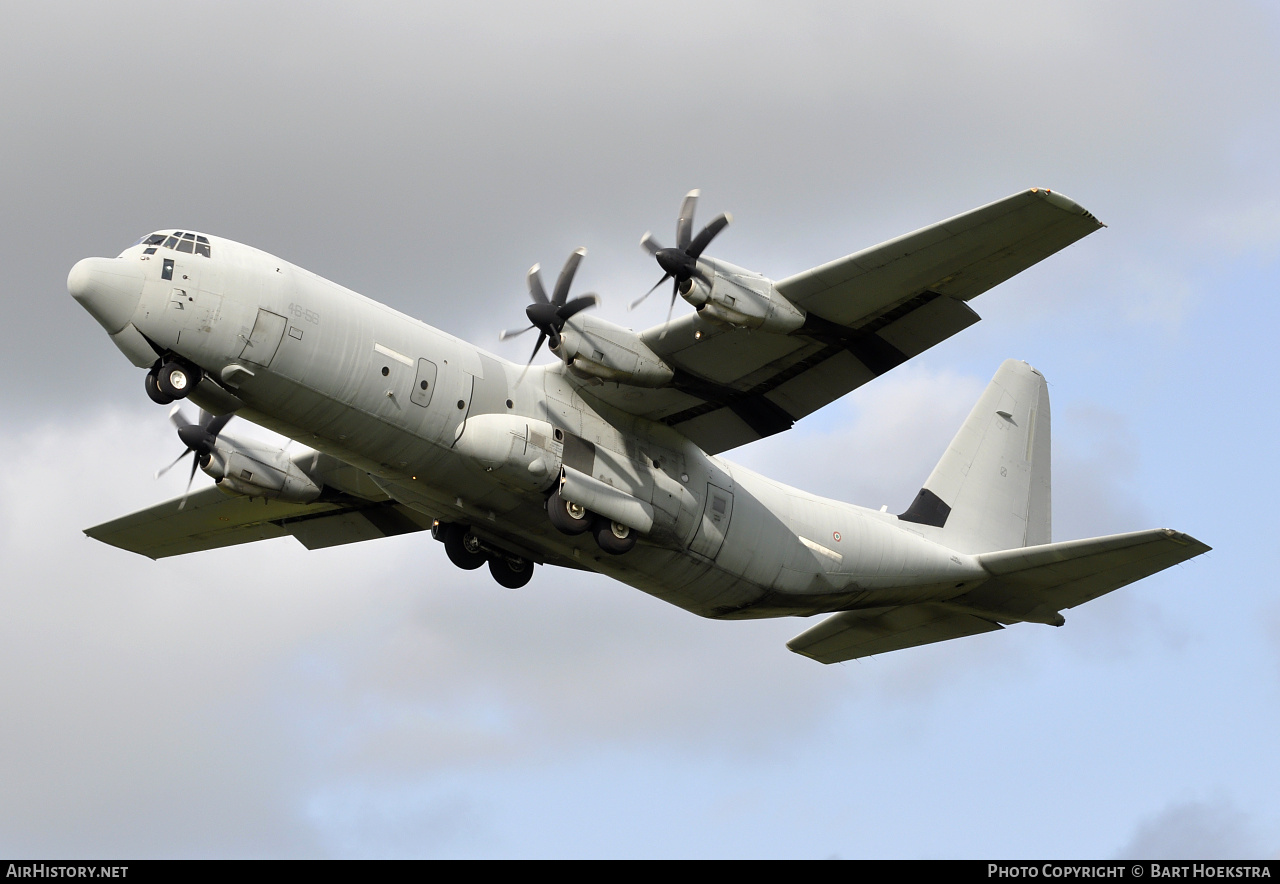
[499,247,600,365]
[631,189,732,323]
[156,406,234,509]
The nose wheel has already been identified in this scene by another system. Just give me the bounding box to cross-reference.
[144,368,174,405]
[146,360,202,404]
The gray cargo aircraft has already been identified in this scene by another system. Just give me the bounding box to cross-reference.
[70,189,1208,663]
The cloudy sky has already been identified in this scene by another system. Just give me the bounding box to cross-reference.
[2,0,1277,858]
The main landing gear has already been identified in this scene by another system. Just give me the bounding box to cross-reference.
[546,488,638,555]
[433,522,535,589]
[145,359,203,405]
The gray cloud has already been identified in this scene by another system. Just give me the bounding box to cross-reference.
[1114,798,1269,860]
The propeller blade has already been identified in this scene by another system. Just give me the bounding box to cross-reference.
[629,274,670,310]
[168,405,193,430]
[686,212,731,258]
[676,190,699,251]
[658,286,679,340]
[551,247,586,306]
[205,412,234,440]
[499,324,536,341]
[178,456,200,510]
[558,294,599,322]
[527,330,548,365]
[640,232,663,257]
[526,264,548,305]
[155,448,192,479]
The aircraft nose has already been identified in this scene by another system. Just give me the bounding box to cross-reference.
[68,257,146,334]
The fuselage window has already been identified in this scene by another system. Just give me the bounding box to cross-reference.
[143,247,157,255]
[162,258,174,281]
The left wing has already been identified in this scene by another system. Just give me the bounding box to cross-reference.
[86,485,433,559]
[582,188,1102,454]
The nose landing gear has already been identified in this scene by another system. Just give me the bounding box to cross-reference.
[145,360,203,405]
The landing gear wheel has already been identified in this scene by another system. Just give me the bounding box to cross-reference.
[145,369,175,405]
[593,518,638,555]
[155,361,200,400]
[488,555,533,589]
[546,487,592,535]
[442,524,487,570]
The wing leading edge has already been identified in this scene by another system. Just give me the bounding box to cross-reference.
[582,188,1103,455]
[85,485,433,560]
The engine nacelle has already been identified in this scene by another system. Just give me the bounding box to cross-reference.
[552,315,675,387]
[452,414,562,492]
[683,259,806,334]
[204,441,323,503]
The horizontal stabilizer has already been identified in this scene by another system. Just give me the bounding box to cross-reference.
[961,528,1211,625]
[787,604,1003,663]
[787,528,1210,664]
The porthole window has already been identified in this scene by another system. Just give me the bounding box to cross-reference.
[381,366,390,377]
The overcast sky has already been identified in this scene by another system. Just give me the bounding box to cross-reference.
[1,0,1277,858]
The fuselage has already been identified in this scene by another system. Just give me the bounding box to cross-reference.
[69,231,988,620]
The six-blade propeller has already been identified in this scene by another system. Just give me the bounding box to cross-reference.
[631,189,731,321]
[156,406,234,509]
[500,247,600,365]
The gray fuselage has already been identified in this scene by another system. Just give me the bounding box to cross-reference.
[76,233,987,620]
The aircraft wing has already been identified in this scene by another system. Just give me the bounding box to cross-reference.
[583,188,1103,455]
[787,528,1210,664]
[85,485,434,559]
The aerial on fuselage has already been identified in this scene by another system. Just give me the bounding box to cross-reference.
[69,189,1209,663]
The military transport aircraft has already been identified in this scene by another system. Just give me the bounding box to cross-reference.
[69,188,1209,663]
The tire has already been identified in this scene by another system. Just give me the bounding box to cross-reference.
[442,524,487,570]
[546,487,592,535]
[156,362,200,399]
[593,518,638,555]
[145,369,175,405]
[488,555,533,589]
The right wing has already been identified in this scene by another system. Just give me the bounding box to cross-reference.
[581,188,1103,455]
[85,485,434,559]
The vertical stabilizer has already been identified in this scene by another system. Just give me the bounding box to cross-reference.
[899,359,1051,553]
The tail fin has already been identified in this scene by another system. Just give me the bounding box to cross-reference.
[899,359,1051,553]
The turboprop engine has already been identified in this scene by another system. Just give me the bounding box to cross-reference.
[634,189,806,333]
[160,407,322,505]
[553,314,674,386]
[203,442,323,503]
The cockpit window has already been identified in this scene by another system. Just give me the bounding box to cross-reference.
[139,230,212,257]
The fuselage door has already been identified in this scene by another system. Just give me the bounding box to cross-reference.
[689,481,734,560]
[411,358,437,407]
[240,309,287,367]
